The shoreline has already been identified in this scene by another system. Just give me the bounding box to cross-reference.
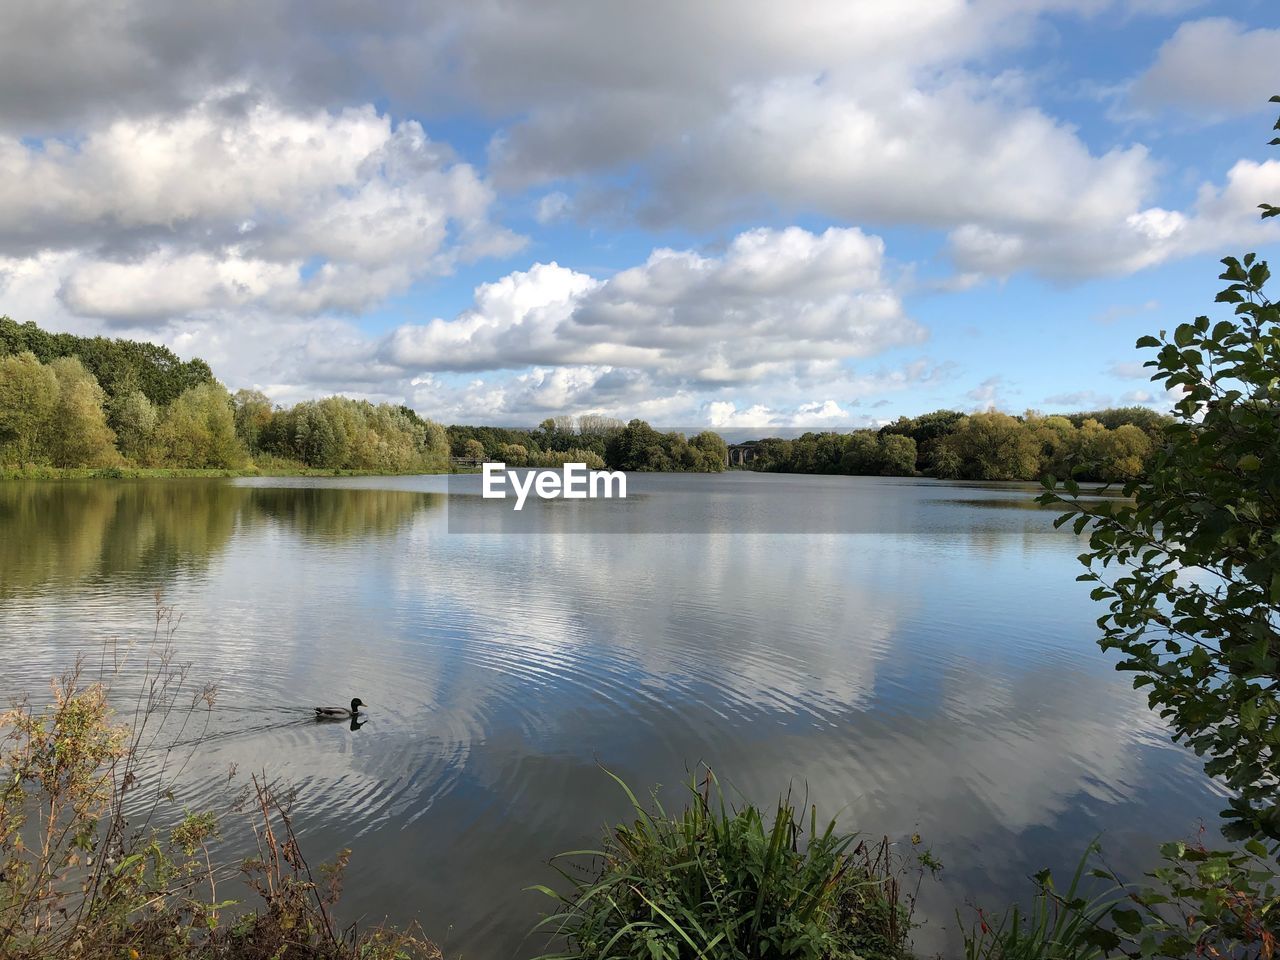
[0,465,451,481]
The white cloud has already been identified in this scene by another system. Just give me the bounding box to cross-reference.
[1107,361,1149,380]
[534,191,572,224]
[947,159,1280,279]
[1131,19,1280,117]
[632,77,1154,233]
[386,226,923,384]
[0,91,522,324]
[966,375,1009,411]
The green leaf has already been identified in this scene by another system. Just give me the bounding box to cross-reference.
[1112,908,1143,936]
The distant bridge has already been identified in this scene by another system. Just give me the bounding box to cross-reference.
[725,443,760,468]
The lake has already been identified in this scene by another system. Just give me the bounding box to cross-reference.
[0,474,1227,957]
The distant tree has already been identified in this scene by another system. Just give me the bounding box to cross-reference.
[1060,405,1171,438]
[578,414,626,437]
[0,317,213,407]
[46,357,118,468]
[0,352,57,464]
[839,432,882,474]
[154,382,246,469]
[527,447,607,469]
[840,431,917,476]
[1027,413,1079,479]
[498,443,529,465]
[689,431,728,471]
[605,419,667,470]
[878,434,917,476]
[461,438,487,463]
[290,402,342,467]
[112,390,160,465]
[880,409,966,471]
[233,389,274,452]
[936,411,1040,480]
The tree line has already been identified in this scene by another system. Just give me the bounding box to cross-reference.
[0,319,449,473]
[2,314,1167,482]
[447,416,729,472]
[742,407,1168,482]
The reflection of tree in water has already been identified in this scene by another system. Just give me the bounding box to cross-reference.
[0,482,125,596]
[0,481,441,597]
[242,487,441,542]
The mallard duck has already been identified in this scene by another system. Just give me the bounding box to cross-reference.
[314,698,365,720]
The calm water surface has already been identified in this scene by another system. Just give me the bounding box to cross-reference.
[0,474,1226,957]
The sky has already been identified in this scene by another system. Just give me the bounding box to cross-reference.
[1,0,1278,429]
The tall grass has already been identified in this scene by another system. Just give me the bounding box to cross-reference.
[960,843,1124,960]
[530,770,923,960]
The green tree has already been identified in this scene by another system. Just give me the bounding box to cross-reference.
[46,357,118,468]
[0,317,213,407]
[0,352,57,465]
[498,443,529,465]
[233,389,274,453]
[1047,250,1280,843]
[878,434,917,476]
[840,432,882,474]
[112,390,160,465]
[937,411,1040,480]
[461,438,487,463]
[155,382,246,469]
[1091,422,1154,481]
[1027,413,1079,479]
[688,430,728,472]
[841,432,918,477]
[880,409,965,472]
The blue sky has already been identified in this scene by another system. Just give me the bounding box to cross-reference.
[0,0,1277,427]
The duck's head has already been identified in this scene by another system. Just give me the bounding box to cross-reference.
[351,698,366,713]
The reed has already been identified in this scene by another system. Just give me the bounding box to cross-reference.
[529,769,923,960]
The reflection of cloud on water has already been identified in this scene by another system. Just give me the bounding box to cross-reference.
[0,476,1230,957]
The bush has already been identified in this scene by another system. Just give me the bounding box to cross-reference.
[531,771,920,960]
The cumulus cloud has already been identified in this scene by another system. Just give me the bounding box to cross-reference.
[0,91,522,324]
[947,159,1280,279]
[385,226,923,384]
[966,376,1011,411]
[3,225,935,424]
[1131,18,1280,117]
[3,1,1248,275]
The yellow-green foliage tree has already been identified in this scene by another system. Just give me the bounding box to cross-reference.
[0,352,57,465]
[936,411,1042,480]
[112,390,160,464]
[1080,420,1153,481]
[498,443,529,465]
[232,389,274,453]
[154,382,247,469]
[46,357,120,468]
[527,447,607,469]
[266,396,449,472]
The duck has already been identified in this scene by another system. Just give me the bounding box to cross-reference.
[314,698,365,720]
